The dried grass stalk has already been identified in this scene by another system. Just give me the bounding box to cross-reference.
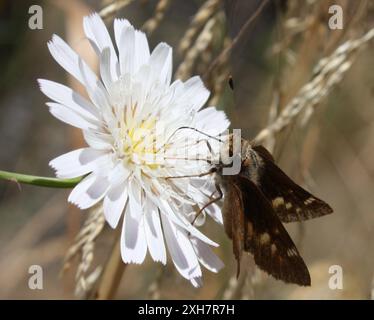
[178,0,221,56]
[147,267,165,299]
[175,16,217,80]
[142,0,172,35]
[99,0,134,20]
[255,28,374,144]
[62,205,106,298]
[91,232,126,300]
[221,274,240,300]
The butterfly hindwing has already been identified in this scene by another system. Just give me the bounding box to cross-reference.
[236,175,311,286]
[252,145,333,223]
[222,180,245,277]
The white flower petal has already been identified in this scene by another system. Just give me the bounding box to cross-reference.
[205,202,223,224]
[119,25,135,75]
[134,30,150,71]
[154,196,219,248]
[196,107,230,135]
[132,65,154,114]
[38,79,100,121]
[49,148,110,178]
[83,13,118,81]
[169,79,184,99]
[68,174,110,209]
[128,178,142,214]
[47,102,98,130]
[104,182,128,228]
[83,130,113,150]
[180,76,210,112]
[149,42,172,85]
[186,179,224,224]
[190,277,203,288]
[114,18,130,55]
[48,34,97,87]
[99,47,114,91]
[48,34,113,123]
[121,181,147,264]
[144,199,167,264]
[161,214,202,280]
[78,57,110,112]
[115,20,150,76]
[191,237,224,273]
[108,162,131,188]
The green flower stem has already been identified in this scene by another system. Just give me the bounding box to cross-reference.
[0,170,83,188]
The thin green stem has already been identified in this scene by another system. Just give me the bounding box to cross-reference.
[0,170,83,188]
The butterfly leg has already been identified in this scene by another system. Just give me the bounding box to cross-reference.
[162,167,217,180]
[192,182,223,225]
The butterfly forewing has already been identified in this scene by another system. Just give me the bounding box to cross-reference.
[252,145,333,223]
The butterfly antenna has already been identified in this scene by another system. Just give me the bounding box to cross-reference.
[157,126,225,154]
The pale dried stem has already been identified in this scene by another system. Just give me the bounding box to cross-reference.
[91,230,126,300]
[221,264,250,300]
[147,266,165,299]
[241,268,264,300]
[178,0,221,56]
[175,16,217,80]
[142,0,172,35]
[99,0,134,20]
[255,28,374,144]
[62,205,106,298]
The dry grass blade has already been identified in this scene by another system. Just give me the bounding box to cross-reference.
[175,15,217,80]
[91,230,126,300]
[99,0,134,20]
[147,266,165,299]
[61,205,106,298]
[142,0,172,35]
[221,270,249,300]
[178,0,221,56]
[262,92,280,152]
[255,28,374,144]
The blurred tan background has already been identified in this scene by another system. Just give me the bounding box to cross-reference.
[0,0,373,299]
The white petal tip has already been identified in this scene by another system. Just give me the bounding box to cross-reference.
[67,196,90,210]
[121,255,146,265]
[106,220,117,229]
[153,257,167,265]
[190,277,203,288]
[48,159,56,169]
[208,240,219,248]
[50,34,60,43]
[210,262,225,273]
[158,42,172,50]
[37,78,44,88]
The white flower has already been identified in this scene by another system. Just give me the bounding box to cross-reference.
[39,13,230,286]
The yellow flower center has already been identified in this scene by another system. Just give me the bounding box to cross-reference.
[122,115,160,170]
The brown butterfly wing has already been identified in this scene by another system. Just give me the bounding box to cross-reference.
[235,175,311,286]
[252,145,333,223]
[222,180,245,277]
